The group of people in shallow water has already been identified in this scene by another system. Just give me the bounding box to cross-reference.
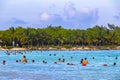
[2,55,35,65]
[1,51,118,67]
[49,53,88,66]
[2,50,35,65]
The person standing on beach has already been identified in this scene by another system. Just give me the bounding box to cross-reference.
[82,58,88,66]
[22,56,27,63]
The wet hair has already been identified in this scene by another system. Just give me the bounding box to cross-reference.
[58,58,61,61]
[84,58,87,60]
[16,60,18,62]
[32,60,35,63]
[23,56,26,58]
[113,62,116,66]
[43,60,45,63]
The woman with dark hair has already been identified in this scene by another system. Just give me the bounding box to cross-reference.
[22,56,27,63]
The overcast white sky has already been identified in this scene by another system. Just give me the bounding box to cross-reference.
[0,0,120,30]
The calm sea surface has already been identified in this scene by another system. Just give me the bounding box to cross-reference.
[0,50,120,80]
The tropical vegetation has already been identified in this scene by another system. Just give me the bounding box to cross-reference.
[0,24,120,49]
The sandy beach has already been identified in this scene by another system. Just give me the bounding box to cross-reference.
[0,46,120,51]
[10,48,29,50]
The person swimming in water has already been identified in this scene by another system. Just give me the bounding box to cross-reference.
[71,56,73,59]
[62,59,65,62]
[43,60,47,64]
[113,62,116,66]
[32,60,35,63]
[82,58,88,66]
[80,59,83,64]
[115,57,118,60]
[58,58,61,62]
[16,60,19,62]
[49,54,51,56]
[22,56,27,63]
[2,60,6,65]
[67,62,75,65]
[54,62,57,64]
[54,54,56,56]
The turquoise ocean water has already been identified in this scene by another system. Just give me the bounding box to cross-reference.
[0,50,120,80]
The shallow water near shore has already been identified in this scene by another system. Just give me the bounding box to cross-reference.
[0,50,120,80]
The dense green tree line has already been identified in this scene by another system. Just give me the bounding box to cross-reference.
[0,24,120,48]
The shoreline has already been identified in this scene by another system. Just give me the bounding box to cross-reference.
[1,46,120,51]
